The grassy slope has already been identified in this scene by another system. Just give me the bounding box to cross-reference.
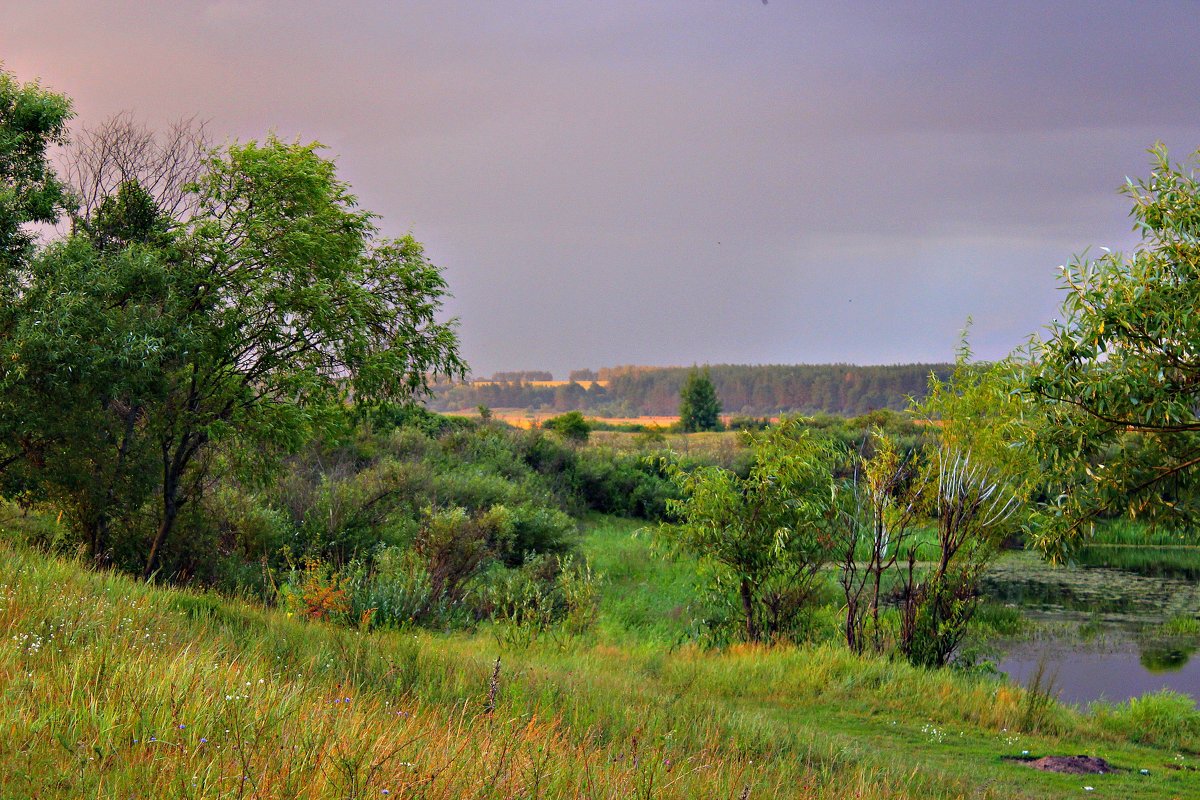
[1,521,1197,799]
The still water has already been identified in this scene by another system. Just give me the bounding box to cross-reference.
[982,549,1200,707]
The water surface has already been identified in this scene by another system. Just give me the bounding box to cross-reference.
[983,550,1200,706]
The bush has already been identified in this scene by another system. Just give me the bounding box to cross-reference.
[344,546,437,629]
[543,411,591,443]
[280,559,352,622]
[483,554,601,645]
[501,503,577,567]
[574,450,676,520]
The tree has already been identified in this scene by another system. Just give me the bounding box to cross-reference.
[678,366,722,432]
[0,67,73,272]
[894,355,1027,666]
[0,232,171,563]
[62,111,209,225]
[1027,145,1200,546]
[837,430,926,655]
[543,411,591,444]
[657,419,839,643]
[1,130,467,578]
[0,67,75,484]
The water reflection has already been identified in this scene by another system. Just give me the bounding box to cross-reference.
[998,642,1200,706]
[1139,640,1198,673]
[985,551,1200,705]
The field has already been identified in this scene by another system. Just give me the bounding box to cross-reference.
[2,516,1197,799]
[443,408,684,430]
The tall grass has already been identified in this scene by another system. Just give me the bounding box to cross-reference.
[2,537,1198,798]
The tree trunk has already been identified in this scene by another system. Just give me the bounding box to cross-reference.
[143,441,187,580]
[87,516,113,568]
[740,577,759,643]
[143,485,178,580]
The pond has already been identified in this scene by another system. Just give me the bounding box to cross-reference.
[982,549,1200,707]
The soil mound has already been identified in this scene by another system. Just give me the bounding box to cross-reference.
[1025,755,1115,774]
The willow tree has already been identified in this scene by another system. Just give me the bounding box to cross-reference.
[1028,145,1200,548]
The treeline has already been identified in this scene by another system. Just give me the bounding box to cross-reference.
[427,363,954,417]
[489,370,553,382]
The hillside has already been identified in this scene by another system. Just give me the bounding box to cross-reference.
[427,363,955,417]
[1,524,1195,799]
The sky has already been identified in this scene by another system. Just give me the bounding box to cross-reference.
[5,1,1200,378]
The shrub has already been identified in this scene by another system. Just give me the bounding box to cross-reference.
[500,503,577,567]
[281,559,352,622]
[543,411,591,443]
[483,554,601,645]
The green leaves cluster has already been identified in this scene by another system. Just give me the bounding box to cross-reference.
[657,419,840,643]
[0,69,72,270]
[1027,145,1200,543]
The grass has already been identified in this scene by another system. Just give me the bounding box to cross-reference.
[1087,519,1200,548]
[589,430,750,469]
[1,519,1199,798]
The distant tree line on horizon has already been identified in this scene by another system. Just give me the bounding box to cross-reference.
[428,363,955,417]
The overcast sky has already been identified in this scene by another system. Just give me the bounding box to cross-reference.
[5,1,1199,377]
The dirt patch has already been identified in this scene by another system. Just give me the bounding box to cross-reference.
[1017,755,1117,774]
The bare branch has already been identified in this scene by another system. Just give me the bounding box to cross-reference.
[60,112,211,223]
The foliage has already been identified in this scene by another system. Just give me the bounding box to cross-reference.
[0,66,73,271]
[1,120,467,579]
[1027,146,1200,547]
[837,430,927,654]
[281,558,352,622]
[0,234,171,564]
[898,447,1019,668]
[677,366,722,432]
[657,419,840,642]
[541,410,591,443]
[484,554,601,646]
[0,539,1194,799]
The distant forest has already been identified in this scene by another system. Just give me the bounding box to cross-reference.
[426,363,955,417]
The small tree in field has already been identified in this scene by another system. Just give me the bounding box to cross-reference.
[678,366,722,432]
[657,419,839,643]
[543,411,591,444]
[895,356,1029,666]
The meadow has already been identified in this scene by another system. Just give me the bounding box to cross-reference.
[2,513,1198,799]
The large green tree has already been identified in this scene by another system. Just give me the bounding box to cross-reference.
[678,366,721,432]
[0,67,75,485]
[1,113,466,576]
[1027,145,1200,545]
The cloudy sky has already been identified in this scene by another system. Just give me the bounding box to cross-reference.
[5,1,1199,377]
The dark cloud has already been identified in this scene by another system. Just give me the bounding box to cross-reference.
[4,1,1198,376]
